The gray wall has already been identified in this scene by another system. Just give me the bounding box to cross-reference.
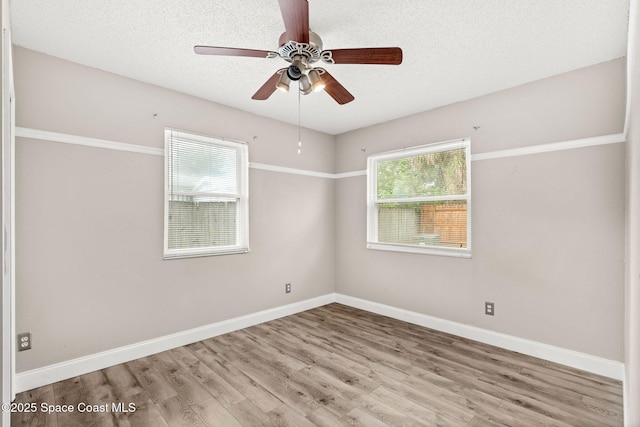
[335,58,626,361]
[14,46,336,371]
[625,3,640,423]
[14,44,628,376]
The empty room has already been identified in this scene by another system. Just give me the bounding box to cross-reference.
[2,0,640,426]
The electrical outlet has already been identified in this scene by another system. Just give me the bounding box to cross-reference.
[485,302,495,316]
[17,332,31,351]
[285,283,291,294]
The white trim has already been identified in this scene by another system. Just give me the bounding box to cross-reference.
[366,242,472,258]
[335,294,625,380]
[14,127,336,178]
[13,127,626,181]
[623,2,638,423]
[335,170,366,179]
[163,127,247,148]
[335,133,627,178]
[14,294,335,393]
[14,293,625,393]
[470,133,626,162]
[369,138,469,162]
[15,126,165,156]
[249,162,335,179]
[376,194,468,204]
[8,37,15,404]
[1,17,16,418]
[625,0,639,139]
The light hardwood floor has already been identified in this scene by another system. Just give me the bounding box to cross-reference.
[12,303,623,426]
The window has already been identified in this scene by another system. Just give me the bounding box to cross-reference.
[164,129,249,258]
[367,138,471,258]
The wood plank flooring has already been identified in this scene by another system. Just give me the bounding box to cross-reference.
[11,303,623,426]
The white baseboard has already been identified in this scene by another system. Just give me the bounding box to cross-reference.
[15,294,335,393]
[16,292,624,393]
[335,294,625,381]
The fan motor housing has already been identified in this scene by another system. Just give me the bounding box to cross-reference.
[278,31,323,64]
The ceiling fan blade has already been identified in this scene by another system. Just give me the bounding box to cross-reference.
[327,47,403,65]
[321,71,354,105]
[194,46,272,58]
[252,70,286,100]
[278,0,309,44]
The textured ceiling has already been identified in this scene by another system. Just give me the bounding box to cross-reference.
[10,0,630,135]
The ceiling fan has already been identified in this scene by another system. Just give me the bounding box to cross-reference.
[194,0,402,105]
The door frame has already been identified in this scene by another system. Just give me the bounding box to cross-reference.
[2,3,16,423]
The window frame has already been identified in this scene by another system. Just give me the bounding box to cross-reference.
[163,128,249,259]
[366,138,472,258]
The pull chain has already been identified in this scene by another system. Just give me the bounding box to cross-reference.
[297,87,302,155]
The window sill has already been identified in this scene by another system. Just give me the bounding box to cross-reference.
[366,242,472,258]
[164,247,250,260]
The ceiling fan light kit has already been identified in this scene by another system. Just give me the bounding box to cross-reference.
[194,0,403,105]
[308,69,325,92]
[299,74,313,95]
[286,55,306,81]
[276,71,291,93]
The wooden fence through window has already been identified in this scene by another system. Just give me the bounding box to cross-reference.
[420,203,467,248]
[378,202,467,248]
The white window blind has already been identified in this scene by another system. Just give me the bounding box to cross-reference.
[164,129,249,258]
[367,138,471,258]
